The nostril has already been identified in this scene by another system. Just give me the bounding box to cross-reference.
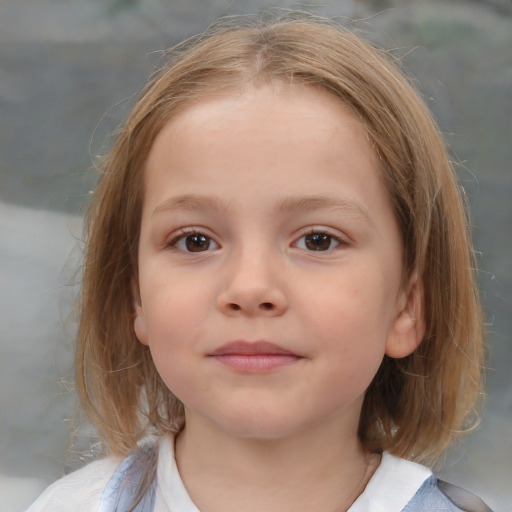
[229,303,241,311]
[260,302,274,310]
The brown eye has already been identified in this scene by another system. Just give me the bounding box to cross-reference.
[184,233,211,252]
[300,232,340,251]
[171,231,218,252]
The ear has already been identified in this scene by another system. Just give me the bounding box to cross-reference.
[132,278,149,346]
[385,273,426,359]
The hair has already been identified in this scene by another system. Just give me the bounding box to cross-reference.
[76,12,484,466]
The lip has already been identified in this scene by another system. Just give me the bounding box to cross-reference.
[208,341,303,372]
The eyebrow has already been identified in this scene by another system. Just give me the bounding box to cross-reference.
[152,194,231,217]
[152,193,372,224]
[275,195,371,223]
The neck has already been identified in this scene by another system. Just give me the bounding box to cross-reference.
[174,412,379,512]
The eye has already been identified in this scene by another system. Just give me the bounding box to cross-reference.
[295,231,341,251]
[171,231,219,253]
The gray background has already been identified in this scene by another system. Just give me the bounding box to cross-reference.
[0,0,511,511]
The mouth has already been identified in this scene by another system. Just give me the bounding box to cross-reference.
[208,340,303,372]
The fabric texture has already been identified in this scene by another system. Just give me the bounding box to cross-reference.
[97,445,157,512]
[25,456,122,512]
[403,477,493,512]
[26,433,490,512]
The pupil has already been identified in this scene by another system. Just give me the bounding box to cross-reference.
[305,233,331,251]
[185,234,209,252]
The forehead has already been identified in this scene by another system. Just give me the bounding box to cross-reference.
[161,81,366,138]
[141,82,402,271]
[145,82,379,193]
[142,84,399,244]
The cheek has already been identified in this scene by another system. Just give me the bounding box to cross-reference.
[303,269,392,372]
[309,277,391,338]
[139,274,210,376]
[141,271,208,333]
[315,318,386,409]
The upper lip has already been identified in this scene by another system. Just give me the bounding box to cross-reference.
[209,340,299,357]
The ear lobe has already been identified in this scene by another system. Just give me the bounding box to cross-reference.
[134,304,149,346]
[385,274,426,359]
[132,279,149,346]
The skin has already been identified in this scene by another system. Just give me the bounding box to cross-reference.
[134,83,424,512]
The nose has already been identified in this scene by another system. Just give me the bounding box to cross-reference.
[216,249,288,317]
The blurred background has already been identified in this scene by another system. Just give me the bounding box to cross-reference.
[0,0,511,511]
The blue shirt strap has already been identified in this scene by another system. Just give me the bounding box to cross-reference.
[96,445,157,512]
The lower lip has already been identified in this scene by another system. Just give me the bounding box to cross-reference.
[211,354,302,372]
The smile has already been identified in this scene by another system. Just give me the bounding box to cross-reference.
[208,341,304,372]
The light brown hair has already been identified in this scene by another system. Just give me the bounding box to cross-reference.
[76,13,484,465]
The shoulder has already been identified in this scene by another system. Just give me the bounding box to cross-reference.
[351,453,493,512]
[350,452,433,512]
[404,476,494,512]
[25,455,122,512]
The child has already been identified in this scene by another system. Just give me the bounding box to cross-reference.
[27,13,490,512]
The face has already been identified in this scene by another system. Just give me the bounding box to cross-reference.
[134,83,422,441]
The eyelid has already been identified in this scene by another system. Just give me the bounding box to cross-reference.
[293,227,349,250]
[165,227,220,251]
[163,225,349,252]
[296,226,349,242]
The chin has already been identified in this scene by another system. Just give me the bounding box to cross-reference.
[212,412,311,442]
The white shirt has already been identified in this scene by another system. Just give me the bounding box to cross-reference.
[27,434,432,512]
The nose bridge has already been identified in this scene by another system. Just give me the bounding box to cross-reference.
[231,244,273,288]
[217,240,287,316]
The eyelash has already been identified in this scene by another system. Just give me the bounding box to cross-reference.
[167,228,220,253]
[166,228,347,253]
[294,229,345,252]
